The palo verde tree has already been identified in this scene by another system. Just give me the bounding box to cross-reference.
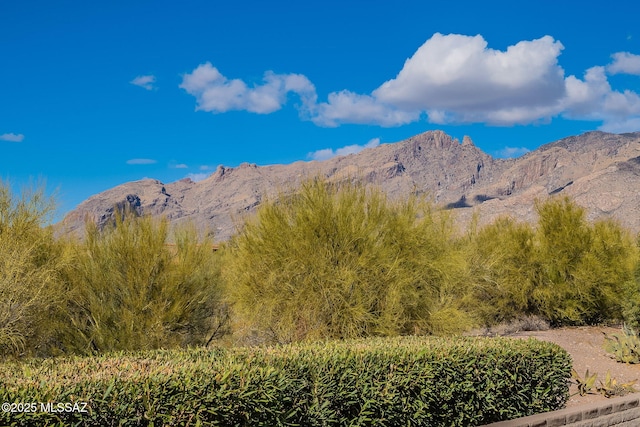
[466,216,537,325]
[223,177,472,344]
[61,212,225,354]
[623,233,640,330]
[468,196,638,326]
[0,181,67,358]
[531,197,637,325]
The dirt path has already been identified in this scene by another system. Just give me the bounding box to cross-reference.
[508,326,640,408]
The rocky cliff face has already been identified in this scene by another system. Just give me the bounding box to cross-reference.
[60,130,640,241]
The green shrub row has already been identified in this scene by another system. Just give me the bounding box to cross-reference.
[0,336,571,426]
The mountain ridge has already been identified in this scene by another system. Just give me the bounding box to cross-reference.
[60,130,640,241]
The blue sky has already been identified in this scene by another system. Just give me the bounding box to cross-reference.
[2,0,639,221]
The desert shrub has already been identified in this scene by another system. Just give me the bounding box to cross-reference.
[0,181,68,358]
[621,234,640,329]
[61,212,225,354]
[223,178,472,343]
[468,197,638,326]
[532,198,636,325]
[466,217,537,324]
[604,324,640,364]
[0,336,571,426]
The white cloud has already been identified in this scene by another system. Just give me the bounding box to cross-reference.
[598,117,640,134]
[316,34,639,130]
[130,75,157,90]
[126,158,157,165]
[308,33,568,127]
[0,133,24,142]
[181,34,640,132]
[311,91,419,127]
[563,67,613,117]
[180,63,316,114]
[371,34,566,125]
[186,173,209,182]
[169,160,189,169]
[561,66,640,131]
[494,146,530,158]
[308,148,334,161]
[308,137,381,161]
[607,52,640,75]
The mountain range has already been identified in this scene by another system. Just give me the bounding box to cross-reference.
[60,130,640,241]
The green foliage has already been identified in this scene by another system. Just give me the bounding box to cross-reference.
[0,181,67,358]
[467,217,537,324]
[622,235,640,329]
[469,196,638,326]
[0,336,571,426]
[533,200,636,325]
[61,212,225,354]
[604,324,640,364]
[622,293,640,332]
[223,178,472,343]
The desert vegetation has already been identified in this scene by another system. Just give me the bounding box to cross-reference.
[1,177,640,355]
[2,177,640,425]
[0,182,68,357]
[1,336,571,426]
[224,179,640,345]
[467,197,638,327]
[223,179,472,344]
[59,213,225,354]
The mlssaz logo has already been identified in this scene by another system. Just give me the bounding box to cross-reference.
[40,402,89,413]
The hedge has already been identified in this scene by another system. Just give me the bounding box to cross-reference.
[0,336,571,426]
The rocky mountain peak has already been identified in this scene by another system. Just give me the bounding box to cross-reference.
[59,130,640,241]
[407,130,459,150]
